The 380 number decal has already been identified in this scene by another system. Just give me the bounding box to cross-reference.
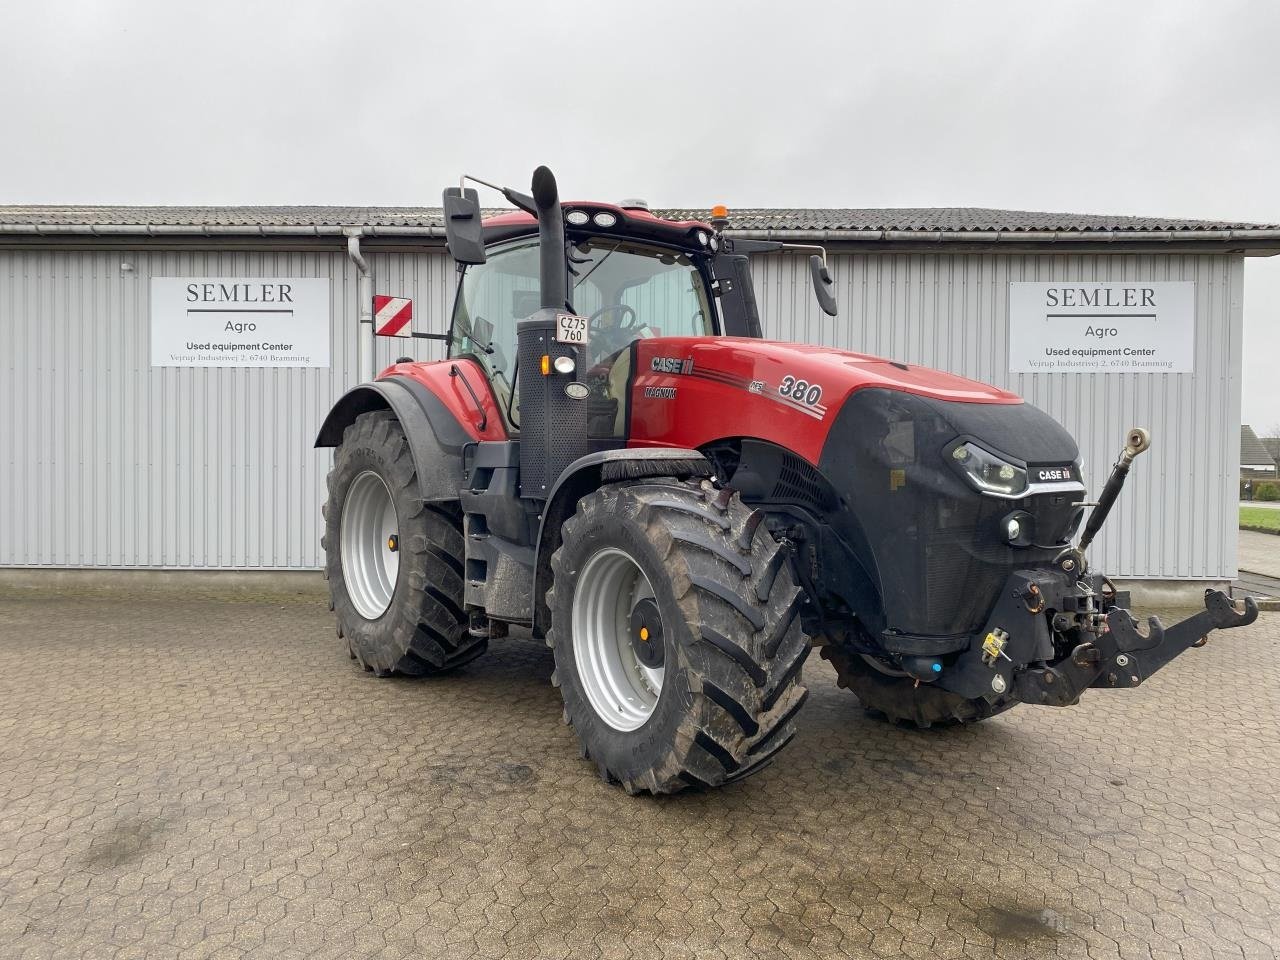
[779,375,823,407]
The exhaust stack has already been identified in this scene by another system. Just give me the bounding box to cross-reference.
[516,165,587,499]
[531,166,567,310]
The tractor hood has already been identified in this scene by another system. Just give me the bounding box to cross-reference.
[748,340,1022,407]
[627,337,1026,466]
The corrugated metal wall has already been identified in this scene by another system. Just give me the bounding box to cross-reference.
[0,246,450,569]
[0,244,1243,578]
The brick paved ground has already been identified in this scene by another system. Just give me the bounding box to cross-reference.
[0,591,1276,960]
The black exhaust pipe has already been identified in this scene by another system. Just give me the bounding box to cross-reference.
[531,165,567,310]
[516,165,586,499]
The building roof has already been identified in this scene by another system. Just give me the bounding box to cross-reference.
[659,207,1280,234]
[1241,425,1277,469]
[0,206,447,229]
[3,204,1280,250]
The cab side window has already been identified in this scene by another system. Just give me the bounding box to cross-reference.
[448,240,540,425]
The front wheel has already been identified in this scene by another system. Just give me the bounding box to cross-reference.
[547,480,811,794]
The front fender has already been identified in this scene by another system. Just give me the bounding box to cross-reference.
[530,448,711,633]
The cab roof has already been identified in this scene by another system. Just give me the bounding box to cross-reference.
[483,201,714,248]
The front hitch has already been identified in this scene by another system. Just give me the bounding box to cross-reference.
[1013,590,1258,706]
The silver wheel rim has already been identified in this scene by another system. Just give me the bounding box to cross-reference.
[341,470,400,620]
[571,547,664,732]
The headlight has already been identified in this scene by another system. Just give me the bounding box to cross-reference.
[949,442,1028,498]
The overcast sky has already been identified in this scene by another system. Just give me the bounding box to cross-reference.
[3,0,1278,428]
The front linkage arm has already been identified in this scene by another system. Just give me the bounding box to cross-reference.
[1014,589,1258,706]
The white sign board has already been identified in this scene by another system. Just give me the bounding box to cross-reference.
[1008,281,1194,373]
[151,278,331,367]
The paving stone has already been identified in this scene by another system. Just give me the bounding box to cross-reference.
[0,594,1276,959]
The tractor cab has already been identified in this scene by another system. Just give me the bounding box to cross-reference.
[441,181,837,442]
[447,219,717,436]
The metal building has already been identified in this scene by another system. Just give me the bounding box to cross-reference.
[2,206,1277,588]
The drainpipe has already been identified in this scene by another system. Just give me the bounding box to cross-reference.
[345,228,375,383]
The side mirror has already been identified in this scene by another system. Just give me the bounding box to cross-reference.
[442,187,487,265]
[809,255,838,317]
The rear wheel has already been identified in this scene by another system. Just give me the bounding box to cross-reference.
[821,645,1016,728]
[547,479,810,794]
[322,410,486,676]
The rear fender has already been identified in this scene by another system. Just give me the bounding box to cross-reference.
[315,380,466,503]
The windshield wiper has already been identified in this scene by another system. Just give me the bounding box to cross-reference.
[574,241,621,289]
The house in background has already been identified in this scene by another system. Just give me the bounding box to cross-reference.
[1262,435,1280,466]
[1240,425,1278,480]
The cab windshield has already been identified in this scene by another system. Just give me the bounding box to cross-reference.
[448,237,714,426]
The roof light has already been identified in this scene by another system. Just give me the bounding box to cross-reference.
[696,230,709,247]
[593,211,618,228]
[711,204,729,220]
[566,210,589,226]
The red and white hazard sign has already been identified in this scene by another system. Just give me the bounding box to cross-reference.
[373,296,413,338]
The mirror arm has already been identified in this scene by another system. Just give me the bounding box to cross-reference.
[724,237,829,267]
[462,174,536,216]
[780,242,829,267]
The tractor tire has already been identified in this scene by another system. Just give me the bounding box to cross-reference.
[547,479,810,794]
[322,410,486,676]
[821,645,1016,728]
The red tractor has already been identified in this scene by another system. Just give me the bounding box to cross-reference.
[317,166,1256,794]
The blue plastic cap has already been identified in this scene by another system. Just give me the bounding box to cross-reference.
[931,662,942,673]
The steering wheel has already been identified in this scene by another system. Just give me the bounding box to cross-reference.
[588,304,638,335]
[586,304,640,364]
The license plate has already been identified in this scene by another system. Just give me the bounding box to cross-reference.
[555,313,589,345]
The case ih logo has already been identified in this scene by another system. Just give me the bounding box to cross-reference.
[1033,466,1075,483]
[373,296,413,338]
[650,356,694,375]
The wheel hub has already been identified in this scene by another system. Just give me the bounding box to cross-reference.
[628,597,665,669]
